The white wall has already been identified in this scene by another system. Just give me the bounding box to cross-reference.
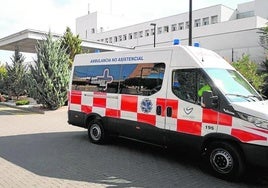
[76,12,97,40]
[237,1,255,13]
[255,0,268,19]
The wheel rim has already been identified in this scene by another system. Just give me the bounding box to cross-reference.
[90,124,101,141]
[210,148,234,174]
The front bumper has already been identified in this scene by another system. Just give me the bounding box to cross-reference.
[241,143,268,168]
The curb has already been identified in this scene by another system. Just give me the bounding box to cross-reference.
[0,102,45,114]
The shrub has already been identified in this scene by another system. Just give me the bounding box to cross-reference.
[16,99,30,106]
[232,55,266,91]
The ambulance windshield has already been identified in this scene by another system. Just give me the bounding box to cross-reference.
[204,68,262,102]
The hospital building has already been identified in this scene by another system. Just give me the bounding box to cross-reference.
[0,0,267,64]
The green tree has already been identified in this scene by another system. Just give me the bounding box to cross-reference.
[0,63,7,80]
[60,27,82,68]
[258,24,268,70]
[3,50,27,99]
[0,63,7,94]
[27,32,70,110]
[258,23,268,98]
[258,23,268,50]
[232,55,266,92]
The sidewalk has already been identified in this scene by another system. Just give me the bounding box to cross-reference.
[0,99,45,114]
[0,157,106,188]
[0,107,111,188]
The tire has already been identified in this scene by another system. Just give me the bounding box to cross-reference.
[204,142,245,181]
[88,119,106,144]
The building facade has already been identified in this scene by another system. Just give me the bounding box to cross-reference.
[76,0,268,63]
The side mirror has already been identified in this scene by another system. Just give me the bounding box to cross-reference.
[202,91,218,108]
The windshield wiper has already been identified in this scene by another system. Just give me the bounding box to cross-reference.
[225,93,260,102]
[246,95,262,101]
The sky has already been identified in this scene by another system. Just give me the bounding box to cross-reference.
[0,0,251,63]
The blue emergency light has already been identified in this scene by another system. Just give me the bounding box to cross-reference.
[173,39,180,45]
[194,42,200,47]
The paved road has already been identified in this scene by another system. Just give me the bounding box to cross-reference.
[0,105,267,187]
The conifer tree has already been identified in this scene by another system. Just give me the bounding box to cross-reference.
[4,49,27,99]
[0,63,7,94]
[28,32,70,110]
[61,27,82,68]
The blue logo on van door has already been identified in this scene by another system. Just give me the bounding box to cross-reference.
[141,98,153,113]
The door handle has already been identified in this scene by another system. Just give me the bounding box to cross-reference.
[167,107,172,117]
[156,106,162,115]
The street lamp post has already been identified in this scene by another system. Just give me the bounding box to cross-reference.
[150,23,156,47]
[189,0,192,46]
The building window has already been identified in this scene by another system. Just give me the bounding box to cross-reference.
[171,24,177,31]
[100,39,104,42]
[237,11,254,19]
[211,15,218,24]
[194,19,201,27]
[185,21,189,29]
[203,17,209,26]
[129,33,133,40]
[109,37,112,43]
[114,36,118,42]
[123,34,127,41]
[105,38,108,43]
[157,27,162,34]
[163,26,169,33]
[139,31,143,38]
[151,28,155,35]
[178,22,184,30]
[91,28,95,34]
[118,35,122,41]
[145,29,150,36]
[134,32,138,39]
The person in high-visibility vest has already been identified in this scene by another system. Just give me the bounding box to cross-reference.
[198,84,211,97]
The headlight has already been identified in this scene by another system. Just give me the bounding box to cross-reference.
[237,112,268,130]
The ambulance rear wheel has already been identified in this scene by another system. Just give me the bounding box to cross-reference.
[88,119,106,144]
[205,142,245,181]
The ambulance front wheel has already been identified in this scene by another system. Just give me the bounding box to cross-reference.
[88,119,106,144]
[205,142,245,181]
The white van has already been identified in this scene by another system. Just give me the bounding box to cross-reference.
[68,45,268,180]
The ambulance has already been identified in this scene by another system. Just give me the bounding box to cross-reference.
[68,45,268,180]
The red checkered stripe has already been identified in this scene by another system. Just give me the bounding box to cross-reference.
[69,90,267,144]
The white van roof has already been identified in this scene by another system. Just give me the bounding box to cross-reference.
[74,45,234,70]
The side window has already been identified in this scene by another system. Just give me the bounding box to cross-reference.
[172,69,197,103]
[72,65,121,93]
[120,63,165,96]
[197,73,211,98]
[172,69,211,104]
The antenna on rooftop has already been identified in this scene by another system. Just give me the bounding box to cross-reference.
[88,3,90,14]
[110,0,113,14]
